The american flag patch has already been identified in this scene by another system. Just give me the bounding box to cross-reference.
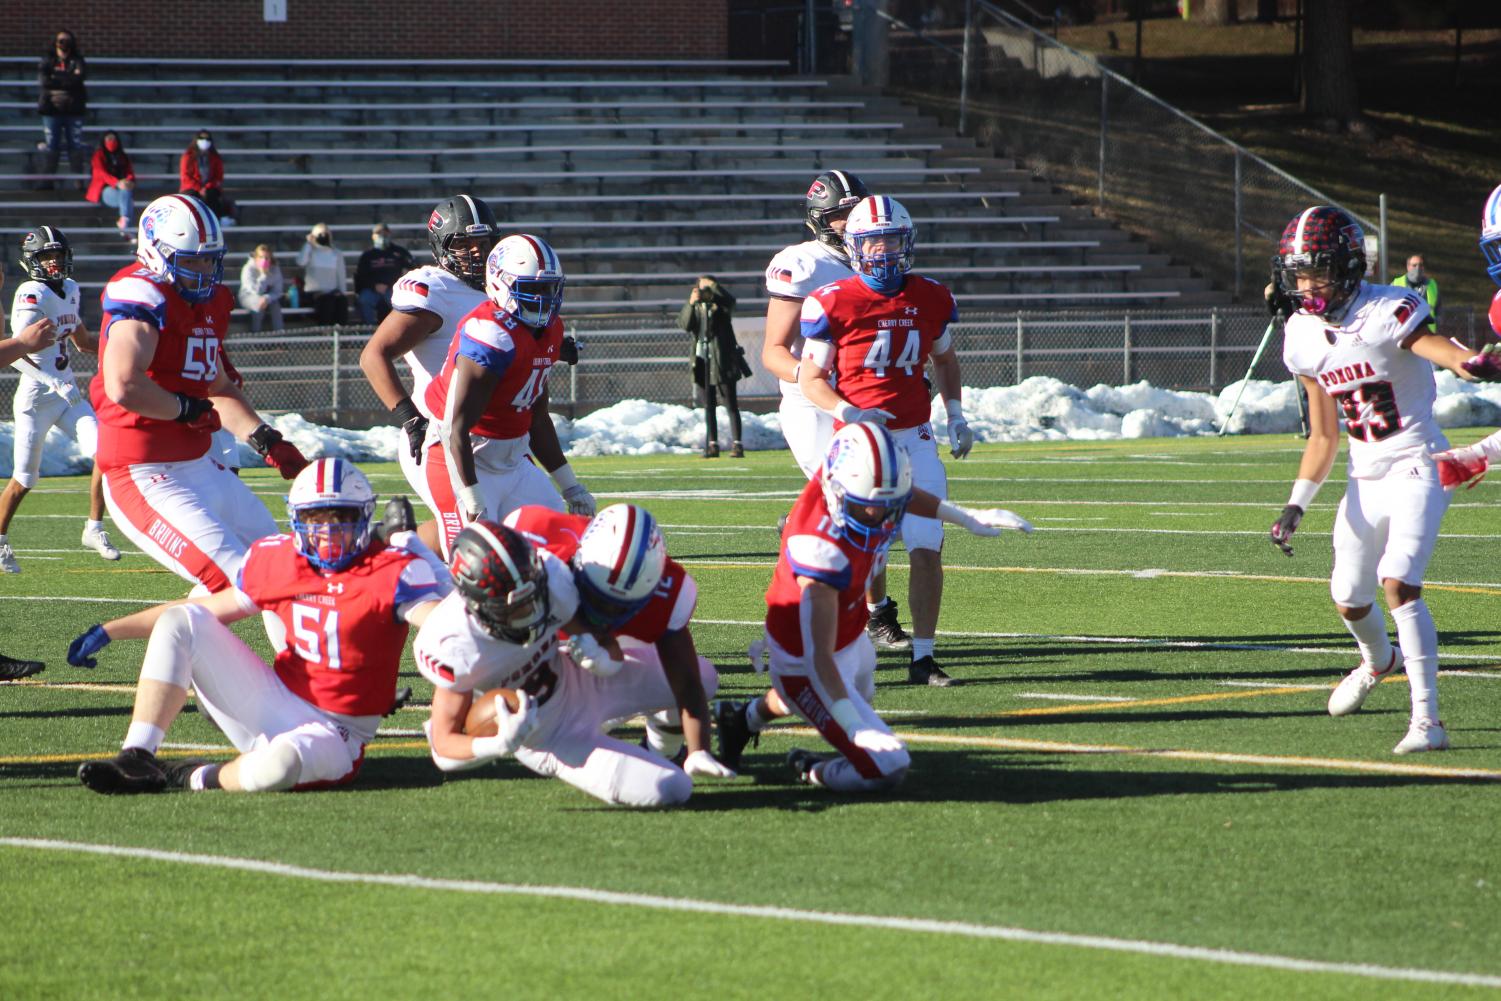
[21,294,38,304]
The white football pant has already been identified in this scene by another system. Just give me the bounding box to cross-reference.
[10,377,96,488]
[414,430,564,560]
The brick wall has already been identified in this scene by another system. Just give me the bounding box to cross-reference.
[8,2,728,59]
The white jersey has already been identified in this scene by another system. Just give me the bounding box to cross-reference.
[390,264,487,418]
[412,550,580,731]
[9,278,82,395]
[765,239,853,402]
[1283,282,1441,479]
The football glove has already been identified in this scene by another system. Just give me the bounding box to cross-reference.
[1269,504,1303,556]
[562,483,596,517]
[173,393,219,432]
[248,424,308,480]
[948,417,974,460]
[852,728,905,755]
[565,633,623,678]
[470,690,538,759]
[1432,445,1489,490]
[937,503,1034,537]
[834,403,896,427]
[0,652,45,681]
[1264,280,1297,321]
[68,624,111,668]
[683,749,737,779]
[560,335,581,366]
[1461,343,1501,382]
[390,398,428,463]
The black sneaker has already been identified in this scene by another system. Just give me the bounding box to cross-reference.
[908,655,955,688]
[163,758,211,790]
[78,747,168,795]
[787,748,822,784]
[713,699,759,772]
[0,652,45,681]
[380,495,417,542]
[866,599,912,651]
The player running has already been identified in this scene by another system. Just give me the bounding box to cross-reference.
[70,459,443,793]
[1266,205,1501,754]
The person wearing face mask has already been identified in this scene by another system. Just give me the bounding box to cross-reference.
[36,30,87,190]
[238,245,285,333]
[354,223,415,325]
[179,130,236,225]
[296,223,349,325]
[1390,254,1439,335]
[85,130,135,238]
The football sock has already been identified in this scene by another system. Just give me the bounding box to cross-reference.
[867,598,891,614]
[1391,600,1440,723]
[189,764,222,791]
[85,520,103,533]
[1341,607,1393,670]
[911,637,936,661]
[745,697,772,733]
[123,721,165,754]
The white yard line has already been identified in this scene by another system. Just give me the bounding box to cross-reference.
[2,837,1497,989]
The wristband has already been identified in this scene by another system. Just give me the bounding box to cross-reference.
[833,401,860,423]
[550,463,580,492]
[945,399,964,422]
[247,423,283,457]
[1287,478,1322,510]
[828,698,864,734]
[391,396,422,427]
[458,484,485,519]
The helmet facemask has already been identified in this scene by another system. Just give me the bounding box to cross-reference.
[1483,231,1501,287]
[503,274,565,328]
[168,248,226,304]
[290,503,373,572]
[823,476,908,553]
[465,568,549,645]
[21,227,73,292]
[1274,254,1353,318]
[845,227,914,294]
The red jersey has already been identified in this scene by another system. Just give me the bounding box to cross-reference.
[1490,289,1501,336]
[237,535,441,717]
[504,505,697,645]
[91,264,234,469]
[799,274,958,429]
[423,302,562,440]
[765,476,882,656]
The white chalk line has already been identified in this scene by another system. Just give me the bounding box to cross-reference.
[1,837,1497,988]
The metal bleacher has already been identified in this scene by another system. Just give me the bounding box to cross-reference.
[0,56,1222,326]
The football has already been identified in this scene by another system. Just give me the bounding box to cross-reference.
[463,688,521,738]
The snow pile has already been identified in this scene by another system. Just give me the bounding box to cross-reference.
[10,374,1501,478]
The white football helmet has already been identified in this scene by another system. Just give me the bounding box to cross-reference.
[842,195,915,292]
[136,193,226,303]
[822,422,912,552]
[1482,183,1501,286]
[485,234,565,327]
[286,457,377,572]
[572,504,667,628]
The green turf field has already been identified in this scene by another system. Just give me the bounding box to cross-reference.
[4,434,1501,999]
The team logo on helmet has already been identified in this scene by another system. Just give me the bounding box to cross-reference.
[807,179,829,199]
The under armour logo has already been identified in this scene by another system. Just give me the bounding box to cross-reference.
[904,306,920,316]
[327,582,345,594]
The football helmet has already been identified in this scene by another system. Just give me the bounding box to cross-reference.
[822,422,912,552]
[1272,205,1365,317]
[286,458,377,572]
[449,520,551,645]
[486,234,565,328]
[19,226,72,290]
[805,169,869,254]
[1481,183,1501,286]
[136,194,225,303]
[428,194,499,291]
[843,196,915,293]
[571,504,667,629]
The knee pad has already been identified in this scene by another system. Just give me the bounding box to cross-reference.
[238,739,303,793]
[1329,571,1376,610]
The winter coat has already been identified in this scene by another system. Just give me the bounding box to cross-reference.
[180,149,225,193]
[86,146,134,203]
[678,286,750,388]
[37,53,86,116]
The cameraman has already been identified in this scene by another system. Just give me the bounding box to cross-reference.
[677,275,749,458]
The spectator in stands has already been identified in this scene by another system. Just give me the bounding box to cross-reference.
[179,129,236,225]
[354,223,415,324]
[297,222,349,325]
[678,276,749,458]
[36,30,87,190]
[85,130,135,239]
[238,245,285,333]
[1392,253,1440,335]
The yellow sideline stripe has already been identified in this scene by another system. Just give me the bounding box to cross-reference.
[992,684,1332,717]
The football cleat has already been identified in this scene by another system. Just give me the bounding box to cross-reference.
[1393,719,1449,755]
[786,748,823,784]
[1328,649,1401,717]
[713,699,759,772]
[0,653,45,682]
[908,654,955,688]
[0,542,18,573]
[163,758,211,790]
[866,599,911,651]
[78,747,169,795]
[82,525,121,561]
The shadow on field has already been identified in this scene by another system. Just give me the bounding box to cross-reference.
[0,705,136,721]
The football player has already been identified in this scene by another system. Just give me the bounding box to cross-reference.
[69,459,443,794]
[418,234,593,560]
[796,196,977,686]
[415,519,717,806]
[715,423,1029,788]
[358,194,498,552]
[1427,183,1501,491]
[1266,205,1501,754]
[762,171,913,655]
[505,502,736,777]
[91,193,308,592]
[0,226,119,573]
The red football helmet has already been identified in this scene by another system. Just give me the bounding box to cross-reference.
[1272,206,1365,317]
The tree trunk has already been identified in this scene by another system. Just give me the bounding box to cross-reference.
[1301,0,1360,124]
[1201,0,1237,25]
